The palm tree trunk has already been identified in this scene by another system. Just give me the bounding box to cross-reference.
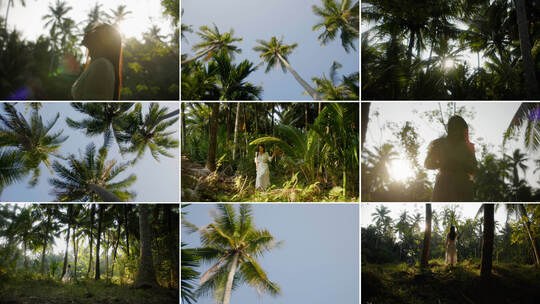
[95,204,103,280]
[41,212,51,275]
[87,204,95,278]
[519,204,540,267]
[407,31,415,61]
[181,103,186,150]
[134,204,157,288]
[88,184,122,202]
[24,240,28,270]
[305,103,309,130]
[181,46,216,65]
[233,102,240,160]
[73,230,78,281]
[124,205,130,256]
[342,168,347,197]
[222,252,240,304]
[421,204,432,268]
[276,53,320,100]
[481,204,494,279]
[271,103,275,136]
[4,0,11,29]
[361,102,370,148]
[255,103,259,133]
[514,0,540,99]
[61,205,73,277]
[206,102,220,171]
[161,109,180,121]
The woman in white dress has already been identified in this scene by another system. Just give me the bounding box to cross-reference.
[446,226,458,266]
[62,264,71,283]
[72,24,122,100]
[254,145,278,190]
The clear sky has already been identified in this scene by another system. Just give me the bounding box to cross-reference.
[182,203,359,304]
[363,102,540,188]
[0,102,179,202]
[361,203,509,234]
[3,0,174,42]
[181,0,360,100]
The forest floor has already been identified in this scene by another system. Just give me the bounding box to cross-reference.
[181,155,358,202]
[362,259,540,304]
[0,277,178,304]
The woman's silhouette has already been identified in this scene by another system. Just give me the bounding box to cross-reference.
[72,24,122,100]
[425,115,477,202]
[446,226,458,266]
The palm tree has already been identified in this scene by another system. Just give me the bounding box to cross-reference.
[421,203,432,268]
[4,0,30,28]
[181,24,242,65]
[505,103,540,151]
[181,243,200,304]
[206,103,219,171]
[144,25,166,43]
[505,204,540,267]
[107,4,132,26]
[196,205,280,304]
[312,0,359,52]
[505,149,528,189]
[48,143,136,202]
[120,103,179,163]
[211,51,262,100]
[253,36,320,100]
[42,0,73,49]
[66,102,134,149]
[0,103,68,186]
[363,143,399,191]
[312,61,356,100]
[133,204,157,288]
[0,150,25,194]
[480,203,494,279]
[371,205,392,235]
[84,2,107,33]
[514,0,540,99]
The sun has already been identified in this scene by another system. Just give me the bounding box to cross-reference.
[443,58,455,70]
[388,158,414,182]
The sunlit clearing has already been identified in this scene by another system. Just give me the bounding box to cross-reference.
[389,158,414,182]
[443,58,455,70]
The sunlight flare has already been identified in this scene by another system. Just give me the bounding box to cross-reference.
[389,158,414,182]
[443,58,455,70]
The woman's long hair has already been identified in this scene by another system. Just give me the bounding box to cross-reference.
[257,144,265,157]
[448,226,457,241]
[447,115,468,143]
[83,24,123,100]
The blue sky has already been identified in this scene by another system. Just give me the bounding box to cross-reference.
[0,102,179,202]
[182,204,359,304]
[181,0,360,100]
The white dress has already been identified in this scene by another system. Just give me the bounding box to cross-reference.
[62,267,71,283]
[446,238,457,266]
[255,152,273,190]
[71,57,115,100]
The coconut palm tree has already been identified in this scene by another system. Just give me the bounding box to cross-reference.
[120,103,179,164]
[312,0,359,52]
[505,149,528,189]
[48,143,136,202]
[253,36,320,100]
[107,4,132,27]
[514,0,540,99]
[505,103,540,151]
[84,2,107,33]
[66,102,134,149]
[181,23,242,65]
[505,204,540,267]
[312,61,357,100]
[371,205,392,235]
[0,103,68,187]
[196,204,281,304]
[211,51,262,100]
[480,203,494,279]
[42,0,73,49]
[0,150,25,194]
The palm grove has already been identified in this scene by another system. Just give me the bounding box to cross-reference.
[0,102,178,201]
[0,203,179,302]
[181,102,359,202]
[182,204,280,304]
[362,204,540,303]
[0,0,179,100]
[362,0,540,100]
[181,0,359,100]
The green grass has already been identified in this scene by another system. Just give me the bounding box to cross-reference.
[362,259,540,304]
[0,276,178,304]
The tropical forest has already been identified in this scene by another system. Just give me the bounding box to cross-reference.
[181,102,359,202]
[0,102,179,202]
[362,102,540,202]
[362,203,540,304]
[181,0,359,100]
[361,0,540,100]
[0,203,179,304]
[0,0,179,100]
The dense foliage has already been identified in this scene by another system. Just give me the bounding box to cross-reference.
[362,0,540,100]
[181,102,359,202]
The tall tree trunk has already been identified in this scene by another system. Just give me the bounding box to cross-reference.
[222,252,240,304]
[166,204,179,288]
[40,212,51,275]
[361,103,371,148]
[124,205,130,256]
[519,204,540,267]
[305,103,309,130]
[105,232,109,280]
[271,103,275,136]
[232,102,241,160]
[407,31,415,61]
[514,0,540,99]
[181,46,217,65]
[255,103,259,133]
[481,204,494,279]
[421,204,432,268]
[88,184,122,202]
[24,240,28,270]
[181,103,186,150]
[4,0,11,29]
[111,215,121,279]
[134,204,158,288]
[95,204,104,280]
[73,228,78,281]
[276,53,320,100]
[206,102,220,171]
[226,103,231,144]
[62,205,73,277]
[87,204,95,278]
